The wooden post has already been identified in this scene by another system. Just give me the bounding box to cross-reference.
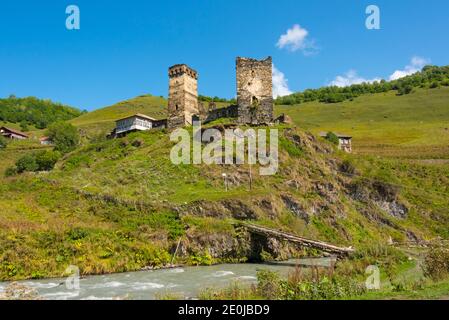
[170,238,182,265]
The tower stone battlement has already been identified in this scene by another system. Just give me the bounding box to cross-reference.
[167,64,199,128]
[236,56,273,125]
[168,64,198,79]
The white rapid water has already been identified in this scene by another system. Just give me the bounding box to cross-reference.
[1,258,335,300]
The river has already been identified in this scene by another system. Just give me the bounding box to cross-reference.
[0,258,335,300]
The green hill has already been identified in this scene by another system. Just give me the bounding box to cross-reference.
[1,124,448,280]
[0,96,83,129]
[1,79,448,290]
[69,85,449,158]
[276,87,449,159]
[275,65,449,105]
[70,95,167,137]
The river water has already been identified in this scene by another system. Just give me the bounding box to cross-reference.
[0,258,335,300]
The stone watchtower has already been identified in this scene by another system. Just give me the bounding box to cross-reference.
[236,57,273,125]
[167,64,199,128]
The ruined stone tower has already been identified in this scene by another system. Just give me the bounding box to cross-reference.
[236,57,273,125]
[167,64,199,128]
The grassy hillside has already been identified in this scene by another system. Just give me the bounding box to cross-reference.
[1,83,448,286]
[1,125,448,280]
[275,87,449,158]
[70,94,168,137]
[71,86,449,159]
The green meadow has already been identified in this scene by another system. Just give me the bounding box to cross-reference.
[275,87,449,158]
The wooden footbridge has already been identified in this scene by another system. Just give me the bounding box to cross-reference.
[238,223,355,257]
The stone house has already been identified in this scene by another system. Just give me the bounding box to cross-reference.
[320,132,353,153]
[0,127,28,140]
[113,114,166,138]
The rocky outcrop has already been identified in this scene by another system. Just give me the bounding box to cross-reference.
[180,199,258,220]
[348,179,409,219]
[281,195,310,223]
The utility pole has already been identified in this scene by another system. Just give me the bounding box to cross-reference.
[222,173,228,192]
[249,164,252,191]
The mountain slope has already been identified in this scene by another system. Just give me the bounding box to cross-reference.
[70,95,167,137]
[0,96,83,129]
[1,125,448,280]
[276,87,449,158]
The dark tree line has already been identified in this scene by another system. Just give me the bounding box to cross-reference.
[0,95,84,129]
[275,65,449,105]
[198,95,236,104]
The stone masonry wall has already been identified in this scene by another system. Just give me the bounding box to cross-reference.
[167,64,199,128]
[236,57,273,125]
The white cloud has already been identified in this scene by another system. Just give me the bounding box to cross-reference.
[276,24,317,55]
[329,70,381,87]
[328,56,431,88]
[272,65,292,98]
[389,56,431,80]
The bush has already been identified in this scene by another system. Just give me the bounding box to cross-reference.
[325,132,339,145]
[35,150,61,171]
[430,81,440,89]
[398,85,413,95]
[20,121,29,132]
[15,150,61,173]
[203,268,367,300]
[0,135,8,149]
[46,121,80,153]
[422,245,449,281]
[16,154,39,173]
[187,250,213,266]
[4,167,18,177]
[257,270,282,299]
[340,159,357,175]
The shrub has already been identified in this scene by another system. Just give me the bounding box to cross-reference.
[203,268,367,300]
[430,81,440,89]
[188,250,213,266]
[46,121,80,153]
[16,154,39,173]
[340,159,357,175]
[20,121,29,132]
[35,150,61,171]
[398,85,413,95]
[4,167,18,177]
[279,137,303,157]
[422,245,449,281]
[131,138,144,147]
[15,150,61,173]
[325,132,339,145]
[257,270,282,299]
[0,135,8,149]
[66,228,90,241]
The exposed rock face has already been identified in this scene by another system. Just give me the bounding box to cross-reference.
[181,199,258,220]
[281,195,310,223]
[181,232,251,261]
[167,64,199,128]
[376,200,408,219]
[236,57,273,124]
[348,180,409,219]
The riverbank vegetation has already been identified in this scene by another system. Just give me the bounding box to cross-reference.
[197,244,449,300]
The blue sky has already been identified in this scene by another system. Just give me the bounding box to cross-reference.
[1,0,448,111]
